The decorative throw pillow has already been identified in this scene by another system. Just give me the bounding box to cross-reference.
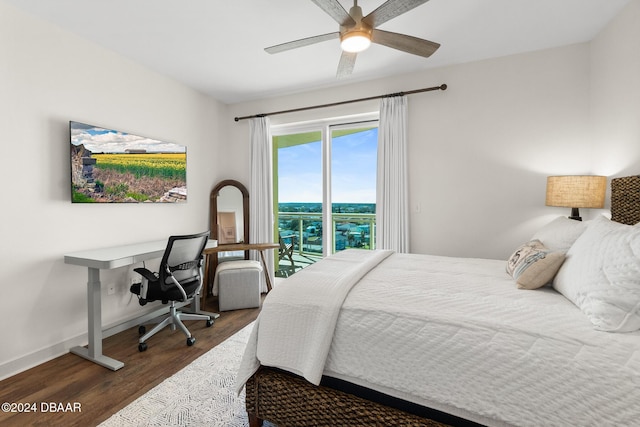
[531,216,589,252]
[506,240,566,290]
[553,215,640,332]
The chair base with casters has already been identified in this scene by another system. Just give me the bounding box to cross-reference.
[133,296,215,352]
[215,260,263,311]
[129,231,215,352]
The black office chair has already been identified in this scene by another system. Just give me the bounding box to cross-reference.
[130,231,214,352]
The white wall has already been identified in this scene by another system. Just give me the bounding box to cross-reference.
[0,2,225,379]
[227,43,594,260]
[590,0,640,178]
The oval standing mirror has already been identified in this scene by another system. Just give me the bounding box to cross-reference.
[210,180,249,245]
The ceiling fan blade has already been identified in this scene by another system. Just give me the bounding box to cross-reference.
[363,0,430,28]
[337,51,357,78]
[310,0,355,26]
[371,29,440,58]
[265,32,340,54]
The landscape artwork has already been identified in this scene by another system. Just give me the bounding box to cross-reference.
[70,121,187,203]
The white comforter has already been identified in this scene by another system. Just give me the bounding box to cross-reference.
[237,250,640,427]
[237,249,393,385]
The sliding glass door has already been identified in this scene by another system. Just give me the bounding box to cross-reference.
[273,118,378,277]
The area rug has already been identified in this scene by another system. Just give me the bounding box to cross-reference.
[99,322,258,427]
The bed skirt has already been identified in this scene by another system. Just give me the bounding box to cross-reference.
[245,367,462,427]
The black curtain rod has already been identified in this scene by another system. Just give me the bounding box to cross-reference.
[233,83,447,122]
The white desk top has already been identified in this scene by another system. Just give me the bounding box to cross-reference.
[64,239,218,270]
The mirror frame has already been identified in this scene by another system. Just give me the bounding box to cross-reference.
[210,179,249,245]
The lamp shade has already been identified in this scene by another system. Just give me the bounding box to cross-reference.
[545,175,607,208]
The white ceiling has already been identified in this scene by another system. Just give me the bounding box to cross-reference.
[4,0,631,104]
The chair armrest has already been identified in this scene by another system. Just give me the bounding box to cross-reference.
[133,267,157,282]
[133,267,158,304]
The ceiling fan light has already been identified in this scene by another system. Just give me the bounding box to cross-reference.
[340,31,371,53]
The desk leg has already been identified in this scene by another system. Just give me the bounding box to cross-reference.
[70,267,124,371]
[201,254,210,307]
[258,250,273,292]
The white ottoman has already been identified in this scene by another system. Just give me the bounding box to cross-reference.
[215,260,263,311]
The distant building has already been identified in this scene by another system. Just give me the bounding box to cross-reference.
[125,149,147,154]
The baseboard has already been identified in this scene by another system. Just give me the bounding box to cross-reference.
[0,300,198,381]
[0,333,88,381]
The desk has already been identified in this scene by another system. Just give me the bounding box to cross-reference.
[64,239,218,371]
[204,242,279,292]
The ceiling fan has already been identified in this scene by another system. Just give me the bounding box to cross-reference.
[265,0,440,78]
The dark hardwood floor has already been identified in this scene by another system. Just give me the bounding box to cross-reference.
[0,296,260,427]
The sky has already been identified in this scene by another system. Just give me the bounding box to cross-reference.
[70,121,185,153]
[278,128,378,204]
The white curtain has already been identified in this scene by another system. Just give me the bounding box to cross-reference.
[249,116,274,292]
[376,96,410,253]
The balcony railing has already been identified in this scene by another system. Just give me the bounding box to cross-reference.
[278,211,376,257]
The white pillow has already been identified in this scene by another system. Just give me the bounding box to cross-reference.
[553,215,640,332]
[531,216,588,252]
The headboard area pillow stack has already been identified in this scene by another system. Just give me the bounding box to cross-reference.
[507,175,640,333]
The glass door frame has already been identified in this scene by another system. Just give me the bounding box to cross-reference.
[271,112,379,258]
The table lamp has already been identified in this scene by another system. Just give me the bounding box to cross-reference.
[545,175,607,221]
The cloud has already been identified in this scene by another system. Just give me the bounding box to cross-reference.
[70,122,184,153]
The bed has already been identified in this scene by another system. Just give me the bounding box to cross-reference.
[237,176,640,427]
